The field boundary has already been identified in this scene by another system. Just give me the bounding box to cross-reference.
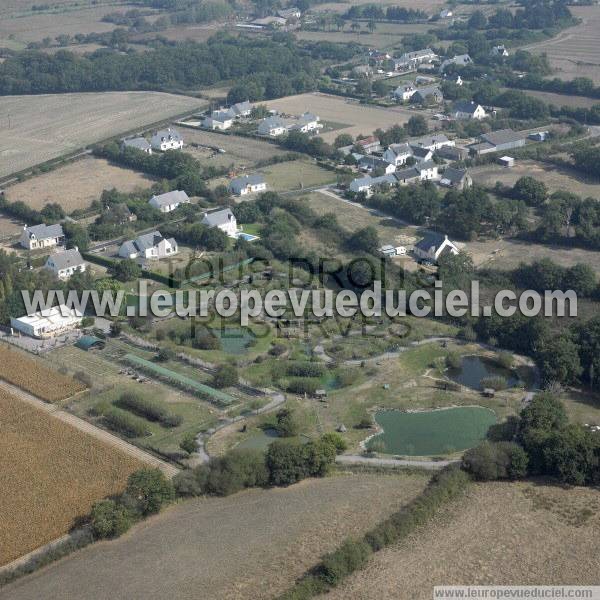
[0,378,179,477]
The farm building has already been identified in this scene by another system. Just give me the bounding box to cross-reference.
[75,335,105,351]
[151,127,183,151]
[439,167,472,190]
[20,223,64,251]
[451,101,486,120]
[258,116,288,137]
[498,156,515,168]
[11,305,83,339]
[202,208,238,237]
[122,137,152,154]
[435,145,469,161]
[414,233,459,262]
[45,247,86,280]
[119,231,178,260]
[202,110,234,131]
[468,129,526,156]
[229,174,267,196]
[149,190,190,213]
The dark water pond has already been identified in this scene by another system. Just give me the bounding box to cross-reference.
[447,356,539,391]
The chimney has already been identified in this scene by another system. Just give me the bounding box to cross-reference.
[74,246,79,252]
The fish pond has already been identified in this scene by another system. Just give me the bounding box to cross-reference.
[447,356,539,391]
[367,406,497,456]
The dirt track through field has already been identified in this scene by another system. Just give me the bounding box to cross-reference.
[0,379,178,478]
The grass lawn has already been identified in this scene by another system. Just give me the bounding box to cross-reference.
[261,159,337,192]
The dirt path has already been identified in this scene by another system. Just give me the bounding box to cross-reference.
[0,379,179,478]
[336,455,459,469]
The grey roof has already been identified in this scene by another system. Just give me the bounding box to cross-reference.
[229,174,266,192]
[412,85,442,99]
[415,232,447,252]
[442,167,467,184]
[149,190,190,207]
[210,109,235,122]
[418,160,437,170]
[386,142,412,156]
[453,101,481,114]
[123,137,151,151]
[351,175,373,188]
[203,208,236,227]
[436,145,468,159]
[394,166,420,181]
[359,156,390,169]
[46,248,84,271]
[259,115,287,130]
[410,146,433,159]
[135,231,167,251]
[370,174,397,187]
[231,101,251,116]
[151,127,182,144]
[25,223,64,240]
[480,129,524,146]
[298,112,319,124]
[411,134,450,147]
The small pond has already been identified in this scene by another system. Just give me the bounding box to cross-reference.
[447,356,539,391]
[236,428,311,452]
[367,406,497,456]
[210,327,255,355]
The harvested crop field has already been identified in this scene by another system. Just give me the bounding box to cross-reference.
[2,472,429,599]
[182,128,289,167]
[524,6,600,84]
[0,92,205,179]
[5,157,155,212]
[470,159,600,200]
[259,92,433,142]
[0,215,23,238]
[521,89,600,109]
[322,481,600,599]
[0,388,144,566]
[0,344,86,402]
[0,5,143,43]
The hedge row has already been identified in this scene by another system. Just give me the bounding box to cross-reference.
[115,392,183,428]
[277,466,471,599]
[102,407,151,438]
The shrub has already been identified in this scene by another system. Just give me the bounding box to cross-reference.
[90,499,134,539]
[74,371,92,388]
[193,331,222,350]
[123,468,175,516]
[320,539,372,586]
[206,449,269,496]
[286,377,320,396]
[156,347,175,362]
[321,432,347,454]
[211,363,238,388]
[286,362,325,378]
[496,351,515,370]
[173,465,209,496]
[480,376,508,391]
[275,408,300,437]
[462,441,528,480]
[115,391,181,427]
[445,352,462,370]
[103,408,150,438]
[179,431,197,454]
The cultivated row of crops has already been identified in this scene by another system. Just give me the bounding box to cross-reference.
[0,344,86,402]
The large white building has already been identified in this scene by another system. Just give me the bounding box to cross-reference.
[229,174,267,196]
[202,109,234,131]
[11,305,83,339]
[151,128,183,151]
[45,248,86,280]
[258,115,289,137]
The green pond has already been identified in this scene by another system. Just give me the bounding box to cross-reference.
[210,327,255,354]
[367,406,497,456]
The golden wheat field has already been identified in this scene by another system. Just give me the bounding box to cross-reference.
[0,389,144,566]
[0,345,86,401]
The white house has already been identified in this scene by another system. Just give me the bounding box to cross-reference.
[452,101,486,120]
[354,136,381,154]
[411,85,443,104]
[122,137,152,154]
[119,231,178,260]
[230,101,252,118]
[393,84,416,102]
[148,190,190,213]
[383,143,413,166]
[45,247,86,280]
[229,174,267,196]
[258,115,288,137]
[20,223,64,250]
[439,8,453,18]
[410,145,434,163]
[416,160,439,180]
[289,112,321,133]
[202,109,234,131]
[349,174,396,197]
[151,128,183,151]
[202,208,238,237]
[410,133,454,151]
[414,233,459,262]
[358,155,396,174]
[11,305,83,339]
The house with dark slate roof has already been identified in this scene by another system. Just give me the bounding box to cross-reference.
[122,137,152,154]
[439,167,472,190]
[118,231,178,260]
[202,208,238,237]
[45,248,86,280]
[148,190,190,213]
[20,223,64,250]
[414,233,459,262]
[229,174,267,196]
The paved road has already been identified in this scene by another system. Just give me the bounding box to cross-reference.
[0,379,179,478]
[336,455,459,470]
